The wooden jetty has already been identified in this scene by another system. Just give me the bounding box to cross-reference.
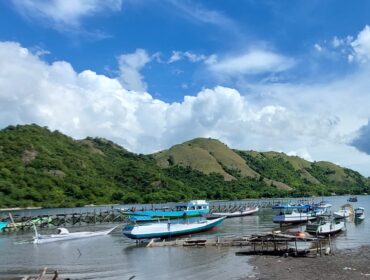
[1,209,129,232]
[146,232,330,257]
[0,197,314,233]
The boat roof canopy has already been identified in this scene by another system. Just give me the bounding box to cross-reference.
[176,200,208,206]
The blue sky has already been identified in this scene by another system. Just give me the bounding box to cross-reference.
[1,0,370,175]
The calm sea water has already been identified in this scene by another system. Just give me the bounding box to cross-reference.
[0,195,369,279]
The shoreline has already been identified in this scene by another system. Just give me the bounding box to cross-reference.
[248,245,370,279]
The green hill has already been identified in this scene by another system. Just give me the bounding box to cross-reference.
[0,125,369,208]
[155,138,258,180]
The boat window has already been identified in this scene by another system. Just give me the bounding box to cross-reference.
[189,206,195,210]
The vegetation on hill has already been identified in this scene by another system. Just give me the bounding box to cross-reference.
[0,125,369,208]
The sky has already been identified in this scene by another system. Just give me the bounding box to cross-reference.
[1,0,370,176]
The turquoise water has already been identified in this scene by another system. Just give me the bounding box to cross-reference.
[0,195,369,279]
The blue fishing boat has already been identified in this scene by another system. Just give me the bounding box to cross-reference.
[0,221,8,231]
[122,216,225,239]
[272,204,316,224]
[123,200,209,219]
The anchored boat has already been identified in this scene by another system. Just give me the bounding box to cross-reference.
[354,207,365,221]
[0,221,8,231]
[212,206,259,218]
[123,200,209,219]
[333,204,353,218]
[306,217,345,235]
[33,225,118,244]
[272,204,316,224]
[122,216,226,239]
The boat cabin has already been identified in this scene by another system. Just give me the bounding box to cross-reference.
[175,200,209,211]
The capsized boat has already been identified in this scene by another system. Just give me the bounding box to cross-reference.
[123,200,209,219]
[33,225,118,244]
[354,207,365,221]
[122,216,226,239]
[306,217,345,235]
[272,204,316,224]
[212,206,259,218]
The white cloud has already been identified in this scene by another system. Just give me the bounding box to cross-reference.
[11,0,122,30]
[287,149,313,162]
[351,25,370,63]
[169,0,238,33]
[314,43,323,52]
[168,51,182,63]
[167,51,211,64]
[118,49,151,92]
[2,41,370,176]
[208,49,295,76]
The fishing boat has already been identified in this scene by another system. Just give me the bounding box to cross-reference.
[354,207,365,221]
[33,225,118,244]
[122,216,226,239]
[348,196,358,202]
[333,204,353,218]
[333,209,351,218]
[272,204,316,224]
[123,200,209,219]
[0,221,8,231]
[212,206,259,218]
[306,217,345,235]
[312,202,332,216]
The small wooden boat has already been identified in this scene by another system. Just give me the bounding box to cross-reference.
[306,218,345,235]
[354,207,365,221]
[212,206,259,218]
[333,209,351,218]
[333,204,353,218]
[33,226,118,244]
[122,216,226,239]
[272,204,316,224]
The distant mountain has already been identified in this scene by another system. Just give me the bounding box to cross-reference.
[0,125,368,208]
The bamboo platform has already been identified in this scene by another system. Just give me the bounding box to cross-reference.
[146,232,331,257]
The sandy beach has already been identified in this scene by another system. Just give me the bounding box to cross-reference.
[249,246,370,280]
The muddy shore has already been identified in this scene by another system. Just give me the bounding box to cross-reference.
[248,246,370,280]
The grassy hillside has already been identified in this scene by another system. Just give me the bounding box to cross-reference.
[0,125,368,208]
[0,124,195,207]
[155,138,258,180]
[237,150,370,196]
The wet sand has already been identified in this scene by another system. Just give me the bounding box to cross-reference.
[249,246,370,280]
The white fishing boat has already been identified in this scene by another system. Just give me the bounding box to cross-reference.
[122,216,226,239]
[33,226,118,244]
[333,209,352,218]
[354,207,365,221]
[306,218,345,235]
[212,206,259,218]
[272,205,316,224]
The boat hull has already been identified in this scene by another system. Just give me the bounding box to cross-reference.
[273,214,316,224]
[123,217,225,239]
[212,207,259,218]
[34,226,117,244]
[306,221,345,235]
[123,209,208,219]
